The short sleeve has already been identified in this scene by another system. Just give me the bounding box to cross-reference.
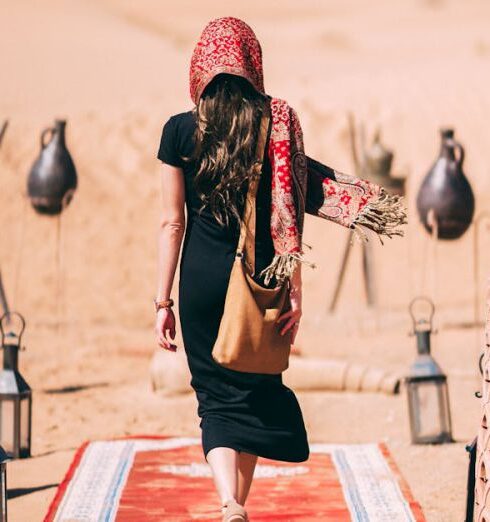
[157,116,184,167]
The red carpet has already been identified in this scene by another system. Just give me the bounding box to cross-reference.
[44,435,425,521]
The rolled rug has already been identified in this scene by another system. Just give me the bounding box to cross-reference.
[283,355,401,395]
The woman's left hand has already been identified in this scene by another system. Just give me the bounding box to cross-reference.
[155,308,178,351]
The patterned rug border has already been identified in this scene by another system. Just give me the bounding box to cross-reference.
[378,442,425,521]
[43,439,90,522]
[42,434,178,522]
[43,435,425,522]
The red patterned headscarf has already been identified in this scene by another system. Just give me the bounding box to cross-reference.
[189,16,406,284]
[189,17,264,107]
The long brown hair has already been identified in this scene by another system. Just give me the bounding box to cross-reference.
[183,73,269,227]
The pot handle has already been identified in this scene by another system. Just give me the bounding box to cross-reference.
[41,127,54,149]
[447,138,465,169]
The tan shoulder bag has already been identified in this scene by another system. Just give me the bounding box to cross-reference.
[211,106,293,374]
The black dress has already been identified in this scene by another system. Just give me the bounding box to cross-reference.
[157,110,309,463]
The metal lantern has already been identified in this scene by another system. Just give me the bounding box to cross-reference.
[0,312,32,459]
[0,446,8,522]
[405,296,453,444]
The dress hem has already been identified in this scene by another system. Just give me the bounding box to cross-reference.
[202,441,310,464]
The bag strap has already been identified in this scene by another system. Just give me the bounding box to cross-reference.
[236,105,271,276]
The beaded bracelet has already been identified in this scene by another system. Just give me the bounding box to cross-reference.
[154,298,174,312]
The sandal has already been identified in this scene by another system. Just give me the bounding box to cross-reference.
[221,498,249,522]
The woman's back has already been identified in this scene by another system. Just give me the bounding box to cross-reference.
[156,105,309,463]
[157,108,276,282]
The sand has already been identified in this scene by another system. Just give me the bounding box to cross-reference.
[1,0,489,520]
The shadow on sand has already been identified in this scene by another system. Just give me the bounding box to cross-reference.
[7,483,58,500]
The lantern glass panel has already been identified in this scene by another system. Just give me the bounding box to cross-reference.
[0,400,14,456]
[0,464,6,522]
[436,381,451,433]
[413,380,442,439]
[20,395,30,456]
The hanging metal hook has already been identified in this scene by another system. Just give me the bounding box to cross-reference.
[0,311,26,349]
[408,295,436,336]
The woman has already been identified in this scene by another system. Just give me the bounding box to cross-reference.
[155,16,406,522]
[155,17,309,521]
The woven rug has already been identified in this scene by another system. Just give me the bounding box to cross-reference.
[44,435,425,521]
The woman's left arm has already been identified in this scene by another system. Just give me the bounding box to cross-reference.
[155,163,186,351]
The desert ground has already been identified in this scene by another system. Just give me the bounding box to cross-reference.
[1,0,490,520]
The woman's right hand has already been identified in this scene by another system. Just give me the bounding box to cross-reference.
[155,308,177,352]
[276,287,302,344]
[276,262,302,344]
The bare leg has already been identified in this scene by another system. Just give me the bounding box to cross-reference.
[206,447,240,512]
[237,451,258,505]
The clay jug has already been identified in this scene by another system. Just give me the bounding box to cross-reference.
[27,119,77,215]
[361,130,405,196]
[416,128,474,239]
[363,130,394,181]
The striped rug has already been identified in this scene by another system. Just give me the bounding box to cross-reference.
[44,435,425,521]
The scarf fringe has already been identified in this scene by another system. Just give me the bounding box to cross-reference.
[351,188,408,246]
[258,251,317,285]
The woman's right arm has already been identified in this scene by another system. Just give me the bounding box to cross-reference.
[155,163,186,351]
